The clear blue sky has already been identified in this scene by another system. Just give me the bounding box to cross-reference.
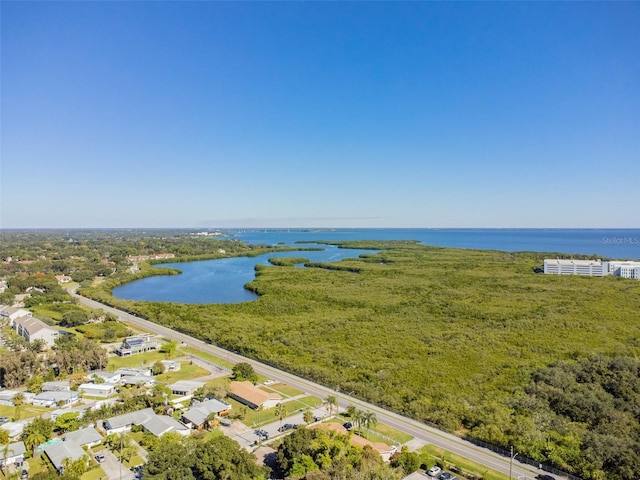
[2,1,639,228]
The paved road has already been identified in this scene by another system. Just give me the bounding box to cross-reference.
[72,289,548,480]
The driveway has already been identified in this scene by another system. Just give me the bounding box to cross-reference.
[93,448,135,480]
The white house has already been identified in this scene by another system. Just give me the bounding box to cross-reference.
[78,383,117,398]
[33,390,79,408]
[63,427,102,448]
[0,441,26,467]
[167,380,205,397]
[181,398,232,429]
[0,422,24,440]
[104,408,189,437]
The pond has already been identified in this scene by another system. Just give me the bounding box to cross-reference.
[112,244,378,304]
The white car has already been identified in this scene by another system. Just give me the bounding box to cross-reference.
[427,466,442,477]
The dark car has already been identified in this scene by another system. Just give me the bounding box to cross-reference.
[537,476,556,480]
[343,422,353,430]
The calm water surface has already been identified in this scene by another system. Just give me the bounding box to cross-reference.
[113,245,378,304]
[113,228,640,304]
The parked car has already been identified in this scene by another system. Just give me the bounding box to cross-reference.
[536,476,556,480]
[427,466,442,477]
[20,470,28,480]
[94,454,105,463]
[0,416,8,423]
[438,473,454,480]
[343,422,353,430]
[278,423,294,432]
[219,418,231,427]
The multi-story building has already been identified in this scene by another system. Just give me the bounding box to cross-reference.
[543,259,608,277]
[543,259,640,279]
[11,315,59,347]
[608,261,640,279]
[115,334,160,356]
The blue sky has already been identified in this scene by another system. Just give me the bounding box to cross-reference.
[2,2,639,228]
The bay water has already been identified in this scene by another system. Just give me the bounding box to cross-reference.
[113,228,640,304]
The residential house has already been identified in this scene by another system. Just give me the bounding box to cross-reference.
[0,441,26,468]
[228,381,282,410]
[181,398,232,430]
[167,380,205,397]
[54,275,73,284]
[33,390,79,408]
[103,408,189,437]
[42,381,70,392]
[43,441,87,474]
[0,422,24,440]
[50,407,86,422]
[91,372,122,384]
[115,334,160,356]
[78,383,117,397]
[0,390,35,407]
[63,427,102,449]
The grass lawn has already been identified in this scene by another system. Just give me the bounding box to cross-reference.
[107,351,170,370]
[154,362,210,383]
[180,346,234,370]
[0,404,51,421]
[330,417,413,445]
[420,444,511,480]
[262,383,304,398]
[81,466,106,480]
[282,395,323,412]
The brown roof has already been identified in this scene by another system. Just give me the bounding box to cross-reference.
[229,381,281,407]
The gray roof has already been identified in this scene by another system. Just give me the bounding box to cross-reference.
[105,408,156,430]
[44,441,87,470]
[121,375,155,385]
[64,427,102,447]
[2,441,26,458]
[182,398,232,426]
[34,391,78,402]
[167,380,204,393]
[105,408,187,437]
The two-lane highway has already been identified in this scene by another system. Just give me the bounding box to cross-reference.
[71,288,548,480]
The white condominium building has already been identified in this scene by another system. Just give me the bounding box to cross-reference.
[609,261,640,279]
[543,259,640,279]
[543,259,608,277]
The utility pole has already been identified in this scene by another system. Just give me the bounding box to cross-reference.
[509,446,518,480]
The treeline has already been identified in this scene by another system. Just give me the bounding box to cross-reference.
[0,334,107,388]
[518,355,640,479]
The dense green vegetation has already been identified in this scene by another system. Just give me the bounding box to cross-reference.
[276,426,404,479]
[81,240,640,479]
[3,231,639,478]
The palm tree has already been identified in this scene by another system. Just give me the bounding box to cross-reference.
[352,409,363,432]
[205,411,218,430]
[12,393,24,421]
[346,404,357,419]
[360,411,377,438]
[274,403,287,430]
[303,408,314,425]
[324,395,337,418]
[24,430,46,453]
